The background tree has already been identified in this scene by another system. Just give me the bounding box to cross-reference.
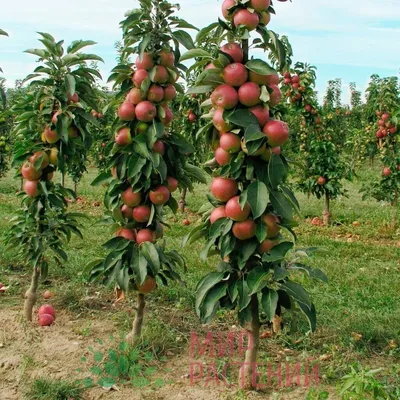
[4,33,101,321]
[86,0,205,344]
[183,0,325,388]
[282,63,349,225]
[361,76,400,226]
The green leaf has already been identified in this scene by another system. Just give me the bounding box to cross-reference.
[172,30,195,50]
[261,288,279,321]
[262,241,293,263]
[200,282,227,321]
[195,272,225,316]
[118,355,130,374]
[140,242,160,274]
[238,280,251,311]
[247,181,268,219]
[65,74,76,97]
[67,40,97,53]
[24,48,47,58]
[180,49,212,62]
[289,263,328,283]
[244,124,265,142]
[187,85,214,95]
[91,171,112,186]
[247,266,269,295]
[225,109,259,127]
[270,190,293,220]
[297,302,317,332]
[132,248,148,285]
[279,281,311,309]
[256,219,267,243]
[0,29,8,36]
[268,154,285,189]
[246,59,276,75]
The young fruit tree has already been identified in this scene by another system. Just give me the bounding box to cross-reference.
[182,0,326,389]
[0,29,8,102]
[282,64,348,225]
[361,76,400,226]
[85,0,205,344]
[4,33,102,321]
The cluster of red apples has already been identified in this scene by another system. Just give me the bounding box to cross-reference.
[113,50,180,248]
[21,93,83,197]
[221,0,281,30]
[282,71,322,126]
[211,42,288,167]
[375,111,397,140]
[207,1,290,254]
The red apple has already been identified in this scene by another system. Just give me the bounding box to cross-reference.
[220,42,244,63]
[122,187,142,207]
[213,108,232,132]
[149,186,170,205]
[135,53,154,70]
[263,120,289,147]
[211,177,238,202]
[249,105,269,127]
[21,162,42,181]
[211,84,239,110]
[262,214,280,238]
[127,88,144,105]
[121,205,134,219]
[24,180,39,197]
[163,84,177,101]
[167,177,179,193]
[151,65,168,84]
[220,132,241,153]
[116,227,137,241]
[136,229,156,244]
[238,82,261,107]
[135,101,157,122]
[258,239,279,254]
[38,304,55,317]
[132,205,152,223]
[215,147,232,166]
[383,167,391,177]
[223,63,248,87]
[210,206,227,224]
[159,50,175,68]
[226,196,251,221]
[153,140,165,155]
[38,314,54,326]
[132,69,149,88]
[115,127,132,146]
[249,0,271,12]
[118,101,136,121]
[233,9,259,31]
[147,84,164,103]
[232,219,256,240]
[221,0,237,20]
[268,84,282,106]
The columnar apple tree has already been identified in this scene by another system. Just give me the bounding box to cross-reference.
[0,29,9,177]
[182,0,326,388]
[283,63,348,225]
[86,0,204,343]
[361,76,399,225]
[4,33,102,321]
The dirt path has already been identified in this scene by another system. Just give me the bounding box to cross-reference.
[0,306,336,400]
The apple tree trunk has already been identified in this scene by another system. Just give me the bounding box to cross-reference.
[238,295,261,389]
[126,293,145,345]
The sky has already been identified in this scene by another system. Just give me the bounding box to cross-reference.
[1,0,399,104]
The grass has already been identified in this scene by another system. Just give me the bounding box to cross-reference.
[24,378,83,400]
[0,163,400,397]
